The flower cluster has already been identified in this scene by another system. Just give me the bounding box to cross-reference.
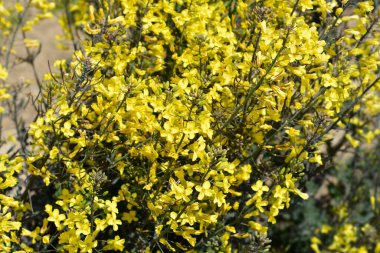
[0,0,380,252]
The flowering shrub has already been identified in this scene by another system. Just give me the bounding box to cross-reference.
[1,0,380,252]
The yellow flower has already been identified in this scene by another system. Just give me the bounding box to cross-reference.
[248,221,268,234]
[14,3,24,13]
[84,23,101,35]
[79,235,98,253]
[122,210,138,223]
[251,180,269,195]
[195,181,213,200]
[103,236,125,251]
[213,188,226,207]
[0,64,8,81]
[45,205,65,230]
[309,154,323,165]
[23,38,40,49]
[170,178,193,202]
[106,213,121,231]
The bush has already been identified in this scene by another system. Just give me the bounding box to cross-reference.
[0,0,380,252]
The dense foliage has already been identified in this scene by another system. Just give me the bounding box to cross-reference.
[1,0,380,252]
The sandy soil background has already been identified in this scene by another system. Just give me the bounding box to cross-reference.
[1,14,72,153]
[7,17,72,120]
